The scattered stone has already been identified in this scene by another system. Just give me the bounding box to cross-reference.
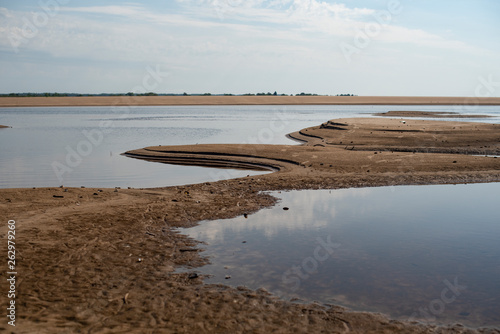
[81,186,85,188]
[188,273,199,279]
[225,275,231,280]
[53,195,64,198]
[242,241,247,244]
[93,193,98,196]
[137,258,143,262]
[283,207,289,211]
[243,213,248,218]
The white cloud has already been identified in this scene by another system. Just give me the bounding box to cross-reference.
[0,2,498,95]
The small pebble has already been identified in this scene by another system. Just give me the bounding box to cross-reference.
[283,207,289,211]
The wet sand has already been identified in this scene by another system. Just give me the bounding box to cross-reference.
[1,115,499,333]
[1,95,500,107]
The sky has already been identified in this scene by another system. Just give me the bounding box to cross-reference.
[0,0,499,96]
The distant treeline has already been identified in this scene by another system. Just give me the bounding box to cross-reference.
[1,92,358,97]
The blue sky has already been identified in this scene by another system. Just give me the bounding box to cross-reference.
[0,0,499,96]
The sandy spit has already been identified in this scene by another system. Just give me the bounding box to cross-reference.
[1,115,499,333]
[2,95,500,107]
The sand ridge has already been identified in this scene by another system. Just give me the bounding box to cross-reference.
[126,117,500,179]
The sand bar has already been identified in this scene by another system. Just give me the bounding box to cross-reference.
[2,95,500,107]
[126,117,500,189]
[1,115,499,333]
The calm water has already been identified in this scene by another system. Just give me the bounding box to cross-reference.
[1,105,499,188]
[179,183,500,328]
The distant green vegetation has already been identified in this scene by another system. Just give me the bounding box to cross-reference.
[0,92,357,97]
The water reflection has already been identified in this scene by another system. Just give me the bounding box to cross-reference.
[180,183,500,328]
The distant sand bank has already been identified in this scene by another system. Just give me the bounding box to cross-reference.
[0,125,9,128]
[2,95,500,107]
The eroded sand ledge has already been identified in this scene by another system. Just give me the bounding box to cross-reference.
[126,117,500,180]
[1,115,499,333]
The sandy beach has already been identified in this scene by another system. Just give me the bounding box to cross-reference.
[1,95,500,107]
[1,113,499,333]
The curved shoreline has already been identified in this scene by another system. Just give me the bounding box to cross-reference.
[2,114,499,333]
[125,117,500,179]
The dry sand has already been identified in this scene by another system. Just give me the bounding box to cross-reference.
[1,114,499,333]
[1,95,500,107]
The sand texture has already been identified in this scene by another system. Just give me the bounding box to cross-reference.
[2,95,500,107]
[1,115,500,333]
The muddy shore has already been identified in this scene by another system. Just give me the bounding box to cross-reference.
[1,114,499,333]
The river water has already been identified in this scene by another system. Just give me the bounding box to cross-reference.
[179,183,500,328]
[1,104,498,188]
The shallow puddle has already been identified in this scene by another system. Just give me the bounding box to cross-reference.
[179,183,500,328]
